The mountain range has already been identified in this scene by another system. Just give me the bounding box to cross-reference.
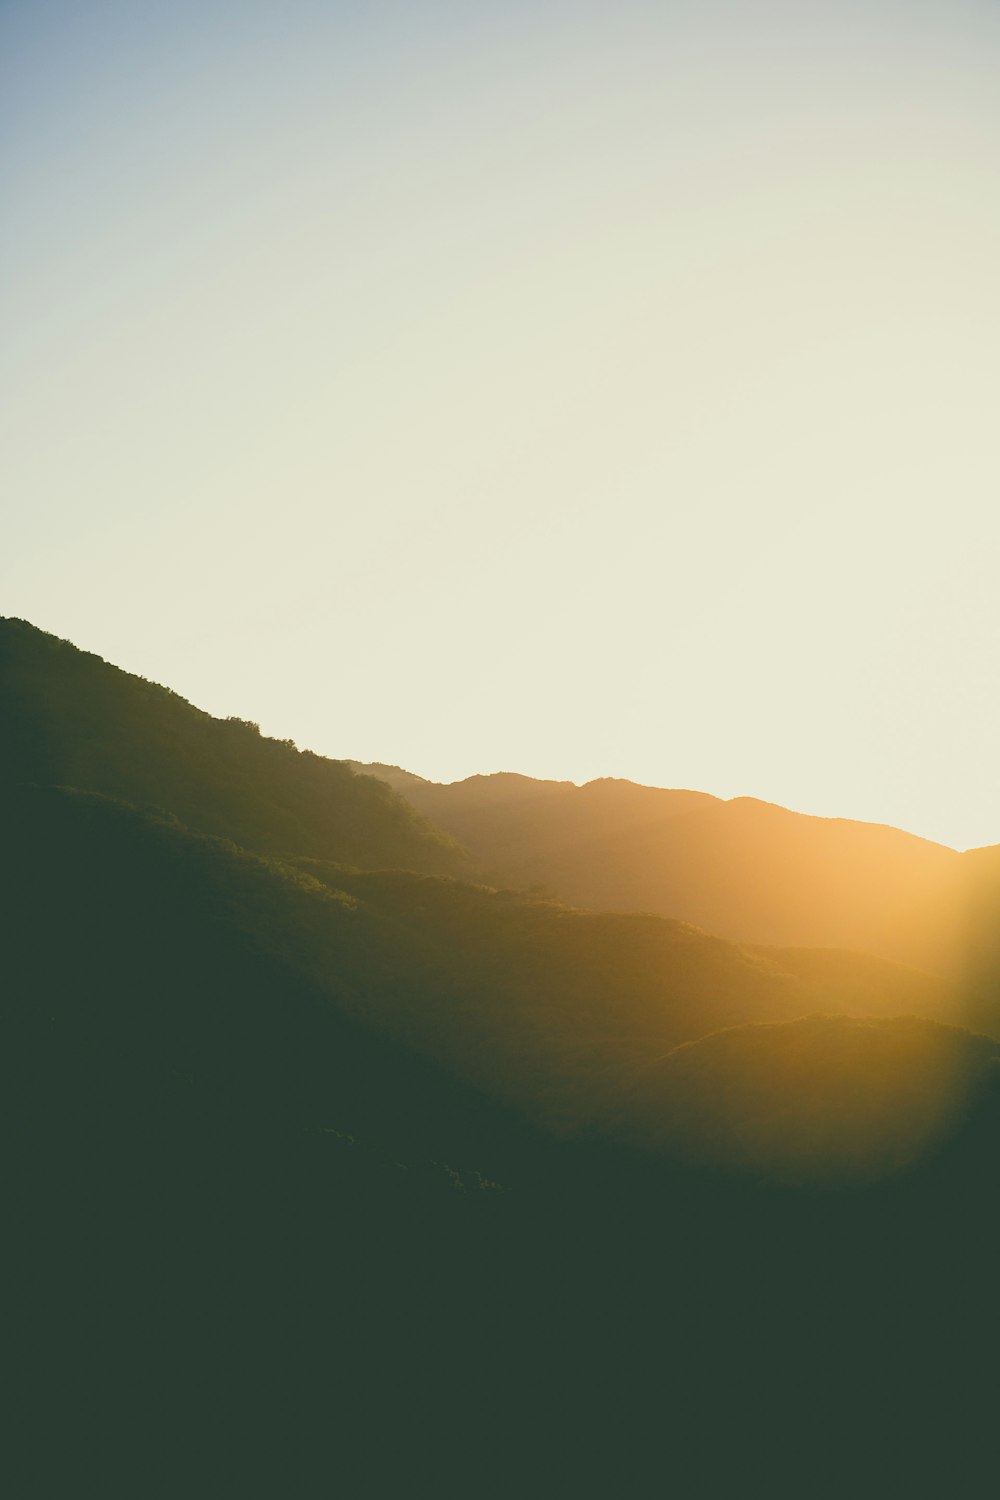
[351,762,991,978]
[8,616,998,1494]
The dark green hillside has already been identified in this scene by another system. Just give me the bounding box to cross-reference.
[9,783,550,1492]
[9,623,997,1494]
[13,751,999,1492]
[8,783,529,1178]
[1,617,463,873]
[16,784,999,1495]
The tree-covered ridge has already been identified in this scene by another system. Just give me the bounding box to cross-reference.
[1,617,465,874]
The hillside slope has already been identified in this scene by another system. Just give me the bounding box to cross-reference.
[297,858,974,1132]
[9,781,974,1160]
[353,764,719,869]
[17,781,999,1494]
[12,635,999,1492]
[7,618,993,1151]
[1,618,464,874]
[355,763,974,974]
[9,783,538,1178]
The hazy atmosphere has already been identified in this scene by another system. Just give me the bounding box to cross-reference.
[9,9,1000,1491]
[4,0,999,848]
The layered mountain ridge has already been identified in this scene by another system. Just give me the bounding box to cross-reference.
[6,614,997,1176]
[10,615,999,1491]
[351,760,986,980]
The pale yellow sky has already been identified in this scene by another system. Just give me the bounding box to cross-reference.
[2,1,999,848]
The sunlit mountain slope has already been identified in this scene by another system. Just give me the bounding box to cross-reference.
[295,858,966,1134]
[354,763,977,975]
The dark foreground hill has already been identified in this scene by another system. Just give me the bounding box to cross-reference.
[355,764,979,975]
[1,617,463,873]
[12,783,1000,1493]
[9,622,999,1493]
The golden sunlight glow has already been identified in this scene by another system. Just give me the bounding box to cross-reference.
[3,1,998,846]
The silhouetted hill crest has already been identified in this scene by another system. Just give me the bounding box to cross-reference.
[0,617,465,875]
[352,762,981,975]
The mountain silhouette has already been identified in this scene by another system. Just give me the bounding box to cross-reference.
[6,618,992,1166]
[9,617,994,1165]
[352,763,983,977]
[1,617,464,875]
[11,618,998,1493]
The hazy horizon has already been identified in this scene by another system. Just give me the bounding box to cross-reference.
[4,1,998,850]
[347,758,973,853]
[4,609,981,853]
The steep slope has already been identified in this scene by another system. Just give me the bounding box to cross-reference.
[355,764,970,973]
[1,618,463,874]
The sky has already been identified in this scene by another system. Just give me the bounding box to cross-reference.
[2,0,998,849]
